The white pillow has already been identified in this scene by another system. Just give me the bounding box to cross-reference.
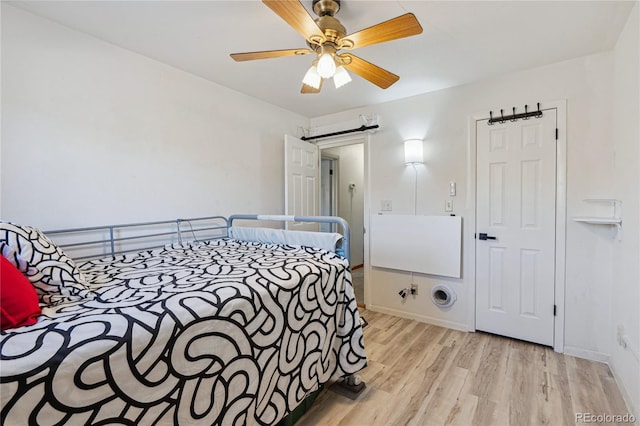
[229,226,343,253]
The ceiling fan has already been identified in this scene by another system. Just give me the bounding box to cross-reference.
[230,0,423,94]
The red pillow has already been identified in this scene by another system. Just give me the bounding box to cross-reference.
[1,256,42,330]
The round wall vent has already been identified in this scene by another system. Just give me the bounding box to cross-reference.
[431,284,456,308]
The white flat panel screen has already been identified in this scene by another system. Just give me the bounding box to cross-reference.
[370,214,462,278]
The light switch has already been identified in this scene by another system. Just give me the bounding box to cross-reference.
[445,200,453,212]
[449,181,457,196]
[381,200,392,211]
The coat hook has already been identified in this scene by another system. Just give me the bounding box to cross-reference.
[500,109,504,123]
[523,104,529,120]
[511,106,517,122]
[536,102,541,118]
[489,111,494,125]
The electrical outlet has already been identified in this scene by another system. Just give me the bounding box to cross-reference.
[381,200,392,211]
[410,284,418,295]
[445,200,453,212]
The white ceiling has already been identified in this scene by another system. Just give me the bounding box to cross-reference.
[8,0,635,117]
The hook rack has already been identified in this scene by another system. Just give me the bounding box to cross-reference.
[488,102,543,125]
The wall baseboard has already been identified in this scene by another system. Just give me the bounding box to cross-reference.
[609,359,640,423]
[608,357,640,426]
[366,304,469,332]
[563,345,610,363]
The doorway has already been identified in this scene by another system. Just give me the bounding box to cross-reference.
[318,138,366,305]
[475,109,556,346]
[320,156,339,233]
[472,101,567,350]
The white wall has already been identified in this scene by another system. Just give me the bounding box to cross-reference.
[311,52,619,345]
[322,143,365,266]
[610,3,639,418]
[1,5,308,230]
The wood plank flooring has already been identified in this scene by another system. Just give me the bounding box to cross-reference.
[299,309,631,426]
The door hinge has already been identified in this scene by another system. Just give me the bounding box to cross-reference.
[555,128,558,140]
[329,169,333,175]
[553,304,557,316]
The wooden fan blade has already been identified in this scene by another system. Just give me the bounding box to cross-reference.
[301,79,322,94]
[230,48,313,62]
[342,54,399,89]
[341,13,422,49]
[263,0,325,43]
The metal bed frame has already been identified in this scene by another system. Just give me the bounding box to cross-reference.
[44,214,364,420]
[46,214,351,263]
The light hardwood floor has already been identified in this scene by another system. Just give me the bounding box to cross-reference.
[299,309,631,426]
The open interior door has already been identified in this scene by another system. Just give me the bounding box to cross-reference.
[284,134,320,231]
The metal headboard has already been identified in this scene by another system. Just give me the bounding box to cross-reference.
[46,216,228,260]
[46,215,350,262]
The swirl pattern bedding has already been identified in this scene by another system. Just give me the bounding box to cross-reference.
[0,238,367,425]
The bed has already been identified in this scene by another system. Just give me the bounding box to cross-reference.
[0,215,367,425]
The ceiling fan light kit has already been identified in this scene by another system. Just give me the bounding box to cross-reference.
[302,62,322,89]
[230,0,423,94]
[317,45,337,78]
[333,66,352,88]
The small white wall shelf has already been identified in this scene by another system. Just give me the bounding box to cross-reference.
[572,217,622,225]
[572,199,622,239]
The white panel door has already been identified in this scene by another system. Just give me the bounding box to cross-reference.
[284,134,320,231]
[476,110,557,346]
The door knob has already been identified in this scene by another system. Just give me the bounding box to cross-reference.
[478,233,497,240]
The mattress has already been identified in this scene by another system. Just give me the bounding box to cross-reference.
[0,238,367,425]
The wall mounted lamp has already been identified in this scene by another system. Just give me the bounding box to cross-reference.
[404,139,424,165]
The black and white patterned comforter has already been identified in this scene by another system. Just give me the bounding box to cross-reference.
[0,239,367,425]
